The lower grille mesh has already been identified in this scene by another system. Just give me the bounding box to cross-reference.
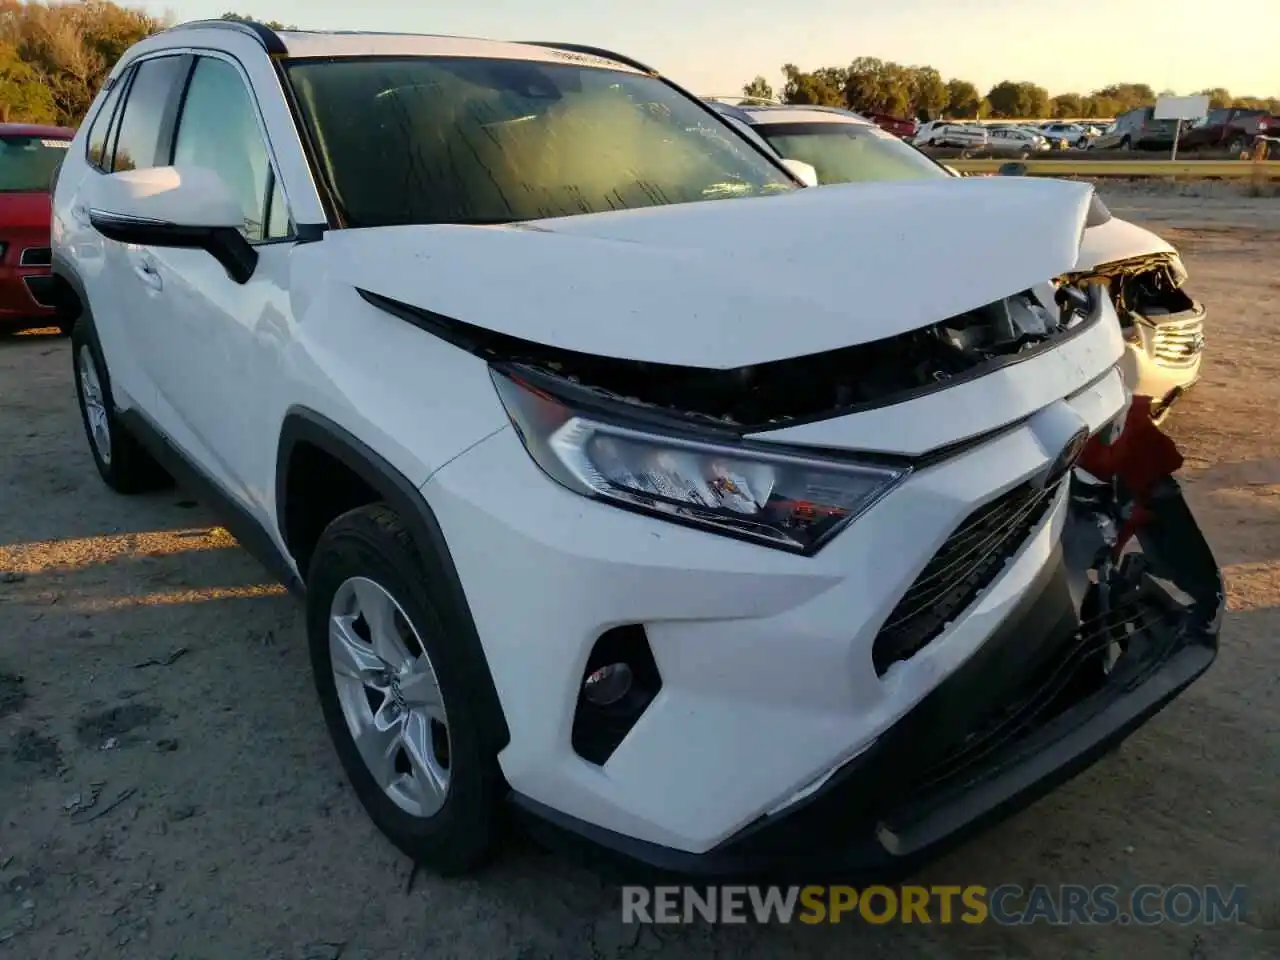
[871,479,1061,675]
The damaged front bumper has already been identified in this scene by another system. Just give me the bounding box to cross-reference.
[514,424,1224,884]
[1120,299,1206,412]
[1067,250,1206,410]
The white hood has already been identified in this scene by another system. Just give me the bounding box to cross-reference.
[327,177,1095,368]
[1076,216,1176,272]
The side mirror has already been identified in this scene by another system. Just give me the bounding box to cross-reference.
[779,158,819,187]
[87,166,257,284]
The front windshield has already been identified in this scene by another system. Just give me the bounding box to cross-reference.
[285,56,795,227]
[756,122,950,184]
[0,134,71,193]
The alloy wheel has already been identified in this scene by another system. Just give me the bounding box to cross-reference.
[329,576,452,818]
[78,346,111,465]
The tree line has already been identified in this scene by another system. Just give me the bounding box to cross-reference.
[0,1,287,124]
[743,59,1280,121]
[2,1,1277,127]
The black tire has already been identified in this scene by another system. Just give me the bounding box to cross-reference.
[306,503,502,875]
[71,321,171,494]
[1228,136,1247,155]
[1119,137,1132,151]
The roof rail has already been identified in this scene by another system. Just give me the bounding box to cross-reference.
[702,95,783,107]
[166,19,288,55]
[702,100,754,124]
[802,104,866,118]
[522,41,657,75]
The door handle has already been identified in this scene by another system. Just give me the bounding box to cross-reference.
[132,255,163,291]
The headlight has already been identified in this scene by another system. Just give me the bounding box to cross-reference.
[491,367,909,554]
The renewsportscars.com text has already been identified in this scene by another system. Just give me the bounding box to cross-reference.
[621,884,1248,926]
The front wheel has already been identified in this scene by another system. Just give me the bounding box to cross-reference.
[1119,137,1132,151]
[306,504,503,875]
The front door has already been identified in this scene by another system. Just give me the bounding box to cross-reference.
[137,53,296,512]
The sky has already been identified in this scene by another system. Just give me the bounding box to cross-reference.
[139,0,1280,99]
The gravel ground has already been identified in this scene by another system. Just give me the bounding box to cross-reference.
[1,195,1278,959]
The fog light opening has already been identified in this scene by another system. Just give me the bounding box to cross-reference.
[572,625,662,765]
[583,662,633,707]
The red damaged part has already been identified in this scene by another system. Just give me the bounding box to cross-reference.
[1079,396,1185,554]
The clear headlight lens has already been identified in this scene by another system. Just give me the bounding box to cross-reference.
[492,367,909,554]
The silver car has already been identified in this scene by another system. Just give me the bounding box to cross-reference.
[987,126,1050,155]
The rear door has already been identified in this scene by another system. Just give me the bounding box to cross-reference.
[74,54,192,411]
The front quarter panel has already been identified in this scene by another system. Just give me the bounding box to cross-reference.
[1076,217,1176,272]
[277,241,512,494]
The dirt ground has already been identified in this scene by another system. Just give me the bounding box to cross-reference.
[2,193,1278,960]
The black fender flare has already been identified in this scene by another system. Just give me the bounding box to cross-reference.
[276,406,511,753]
[50,252,90,323]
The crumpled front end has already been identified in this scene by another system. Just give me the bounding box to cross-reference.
[510,402,1224,883]
[1063,251,1205,417]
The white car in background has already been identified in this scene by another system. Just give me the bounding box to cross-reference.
[913,121,988,149]
[707,102,1206,414]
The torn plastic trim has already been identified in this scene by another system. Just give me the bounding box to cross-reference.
[358,281,1106,436]
[870,473,1224,870]
[735,415,1222,876]
[1062,251,1194,331]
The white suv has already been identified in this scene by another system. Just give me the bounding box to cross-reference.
[51,22,1223,880]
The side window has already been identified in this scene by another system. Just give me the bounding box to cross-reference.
[266,178,289,239]
[173,56,290,242]
[112,55,190,173]
[86,75,127,170]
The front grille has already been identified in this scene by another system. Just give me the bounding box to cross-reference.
[871,479,1062,675]
[1152,314,1204,366]
[19,247,51,267]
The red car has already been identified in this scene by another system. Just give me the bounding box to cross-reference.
[1,123,75,333]
[865,112,918,139]
[1179,107,1276,154]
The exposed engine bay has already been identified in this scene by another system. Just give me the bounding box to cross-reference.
[1060,252,1197,339]
[362,285,1099,430]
